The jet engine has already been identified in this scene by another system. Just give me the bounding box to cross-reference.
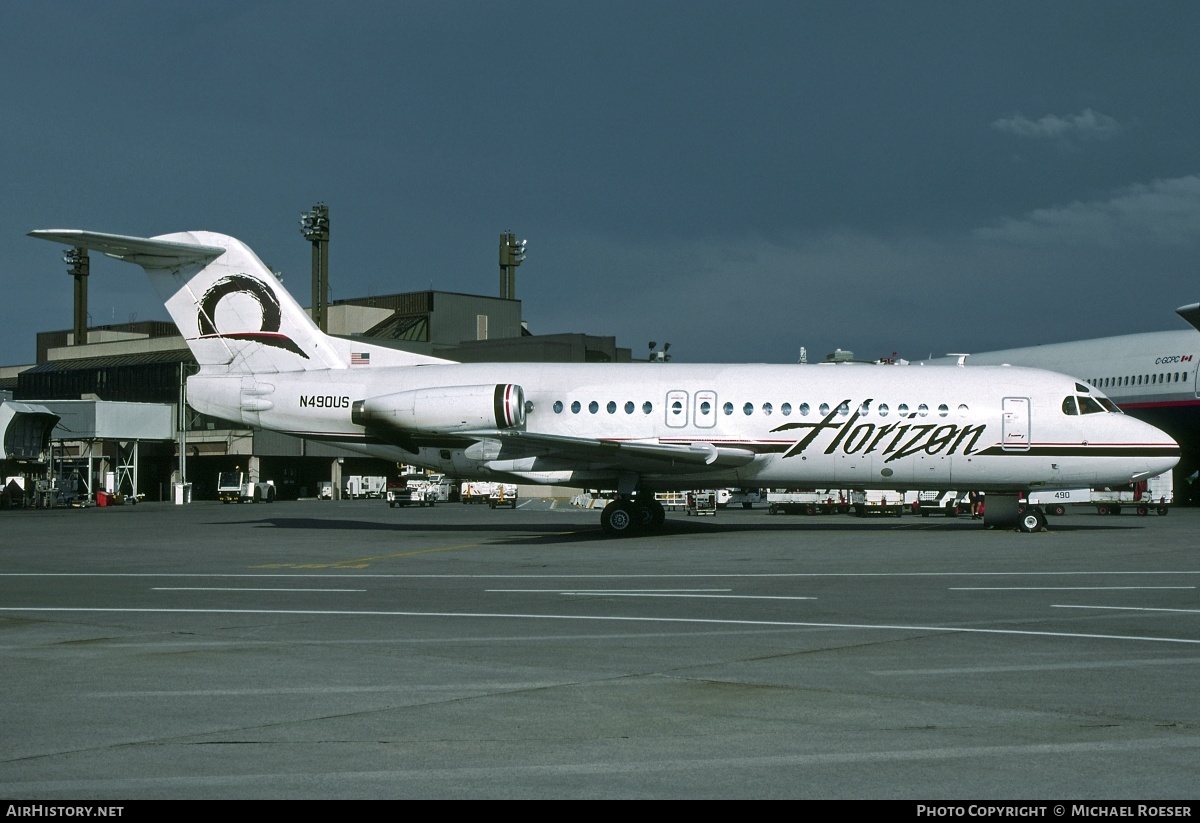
[352,384,526,433]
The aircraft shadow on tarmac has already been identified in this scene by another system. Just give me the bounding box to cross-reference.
[219,515,1141,544]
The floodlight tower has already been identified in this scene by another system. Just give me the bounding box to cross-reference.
[300,203,330,332]
[499,232,526,300]
[63,247,89,345]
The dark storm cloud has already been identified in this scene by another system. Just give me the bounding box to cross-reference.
[3,1,1200,366]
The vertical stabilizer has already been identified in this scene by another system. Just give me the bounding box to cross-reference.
[29,229,451,373]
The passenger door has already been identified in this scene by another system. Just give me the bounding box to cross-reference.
[1002,397,1030,451]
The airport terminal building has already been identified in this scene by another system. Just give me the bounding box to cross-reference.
[1,290,630,503]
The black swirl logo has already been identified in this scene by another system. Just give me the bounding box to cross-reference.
[195,274,308,359]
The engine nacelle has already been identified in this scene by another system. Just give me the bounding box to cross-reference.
[352,384,526,433]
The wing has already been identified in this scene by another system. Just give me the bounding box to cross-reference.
[489,430,757,470]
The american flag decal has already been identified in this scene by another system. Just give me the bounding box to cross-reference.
[351,352,370,365]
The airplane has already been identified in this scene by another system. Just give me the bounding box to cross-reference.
[918,305,1200,503]
[29,228,1181,535]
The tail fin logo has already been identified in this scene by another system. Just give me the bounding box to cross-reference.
[196,274,309,359]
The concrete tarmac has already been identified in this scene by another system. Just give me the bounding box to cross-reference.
[1,499,1197,799]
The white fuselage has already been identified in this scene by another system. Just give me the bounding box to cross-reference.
[189,361,1179,493]
[927,330,1200,412]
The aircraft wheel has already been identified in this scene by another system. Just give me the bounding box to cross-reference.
[1019,508,1046,533]
[646,498,666,528]
[601,500,639,537]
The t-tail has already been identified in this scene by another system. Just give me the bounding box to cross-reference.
[28,229,451,373]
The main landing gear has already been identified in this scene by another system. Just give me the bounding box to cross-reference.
[600,496,666,537]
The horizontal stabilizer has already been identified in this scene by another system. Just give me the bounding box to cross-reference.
[28,230,225,268]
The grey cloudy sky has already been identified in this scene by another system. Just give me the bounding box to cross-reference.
[3,1,1199,365]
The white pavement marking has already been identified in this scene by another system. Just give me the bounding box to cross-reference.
[1052,604,1200,614]
[151,587,366,592]
[3,736,1200,793]
[3,570,1200,579]
[874,657,1200,676]
[2,607,1199,644]
[951,586,1195,591]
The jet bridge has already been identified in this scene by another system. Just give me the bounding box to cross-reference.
[38,400,174,502]
[0,401,60,508]
[0,401,60,461]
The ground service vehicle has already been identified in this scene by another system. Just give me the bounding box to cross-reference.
[488,483,518,508]
[344,475,386,498]
[718,488,764,509]
[217,471,275,503]
[1091,472,1173,516]
[915,490,966,517]
[386,480,435,508]
[766,489,847,515]
[852,489,905,517]
[685,490,717,515]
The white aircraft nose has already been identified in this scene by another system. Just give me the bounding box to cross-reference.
[1126,417,1181,478]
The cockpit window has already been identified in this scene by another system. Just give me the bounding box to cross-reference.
[1075,382,1089,393]
[1078,396,1106,415]
[1098,397,1121,413]
[1061,397,1078,416]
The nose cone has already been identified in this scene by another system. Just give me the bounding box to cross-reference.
[1124,416,1180,481]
